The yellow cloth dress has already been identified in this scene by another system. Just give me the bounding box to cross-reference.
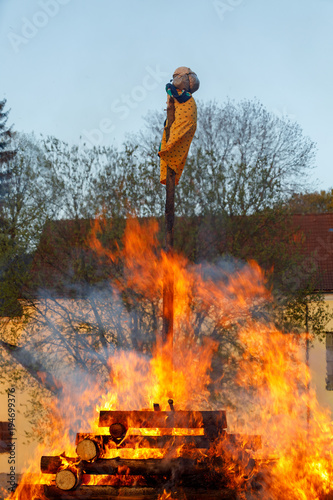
[159,95,197,186]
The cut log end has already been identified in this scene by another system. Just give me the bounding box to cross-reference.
[109,422,127,440]
[55,469,78,491]
[76,439,98,461]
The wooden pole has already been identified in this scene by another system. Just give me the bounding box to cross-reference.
[162,96,175,351]
[162,166,175,346]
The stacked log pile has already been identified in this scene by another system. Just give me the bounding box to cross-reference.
[26,403,261,500]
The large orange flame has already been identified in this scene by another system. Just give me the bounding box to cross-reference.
[6,216,333,500]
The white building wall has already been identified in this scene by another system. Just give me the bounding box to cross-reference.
[309,294,333,414]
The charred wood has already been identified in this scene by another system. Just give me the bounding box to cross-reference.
[41,456,213,477]
[99,410,227,430]
[109,423,127,442]
[76,433,213,449]
[41,456,80,474]
[40,484,237,499]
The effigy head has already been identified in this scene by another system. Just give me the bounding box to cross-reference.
[172,67,200,94]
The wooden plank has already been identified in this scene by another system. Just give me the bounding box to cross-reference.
[98,411,227,430]
[40,485,160,499]
[76,433,213,449]
[40,457,237,492]
[40,484,237,499]
[41,456,81,474]
[41,456,197,476]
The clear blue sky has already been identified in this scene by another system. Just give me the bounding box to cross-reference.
[1,0,332,189]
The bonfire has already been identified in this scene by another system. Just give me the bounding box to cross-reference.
[5,69,333,500]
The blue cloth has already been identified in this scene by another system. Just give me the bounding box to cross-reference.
[165,83,192,103]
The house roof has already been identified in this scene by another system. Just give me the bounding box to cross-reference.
[29,214,333,296]
[292,214,333,292]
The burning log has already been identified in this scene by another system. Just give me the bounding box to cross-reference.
[41,456,197,476]
[99,410,227,431]
[109,422,127,442]
[41,456,77,474]
[41,456,233,488]
[76,432,214,449]
[39,407,258,498]
[55,466,82,491]
[41,456,116,475]
[41,456,241,493]
[104,432,260,453]
[39,484,237,499]
[41,485,159,499]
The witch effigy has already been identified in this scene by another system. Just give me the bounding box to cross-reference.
[158,67,200,186]
[158,68,199,346]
